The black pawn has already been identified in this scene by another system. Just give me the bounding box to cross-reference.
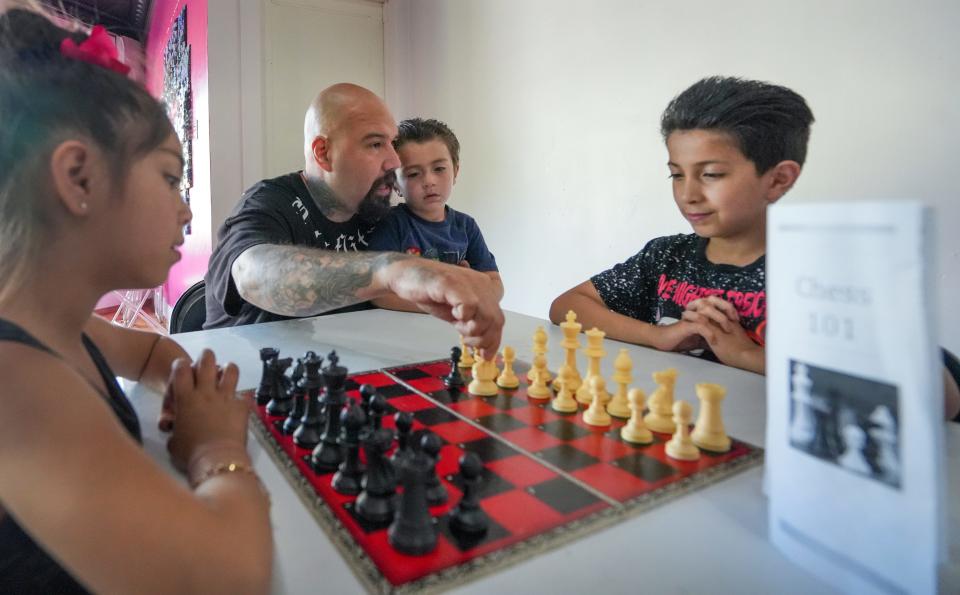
[449,452,488,535]
[355,428,397,524]
[293,353,324,449]
[388,449,438,555]
[421,433,448,506]
[359,384,377,420]
[256,347,279,405]
[311,353,349,472]
[390,411,414,464]
[332,402,367,495]
[369,393,388,432]
[444,346,465,387]
[266,357,294,416]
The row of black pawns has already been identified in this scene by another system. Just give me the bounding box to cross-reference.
[256,347,488,555]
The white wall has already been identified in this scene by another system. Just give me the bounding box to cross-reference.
[383,0,960,353]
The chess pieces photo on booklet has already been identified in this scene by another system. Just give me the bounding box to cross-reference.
[332,402,367,495]
[785,359,902,489]
[621,388,653,444]
[583,376,612,427]
[644,368,678,433]
[576,327,609,405]
[421,433,448,506]
[356,427,398,524]
[528,326,552,383]
[665,400,700,461]
[468,355,498,396]
[496,346,520,389]
[550,365,579,413]
[526,353,552,400]
[458,336,475,368]
[293,352,324,449]
[444,346,466,387]
[256,347,279,405]
[449,452,489,536]
[607,348,633,418]
[691,383,731,453]
[552,310,582,392]
[265,356,294,416]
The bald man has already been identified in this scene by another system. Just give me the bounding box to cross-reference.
[204,83,503,353]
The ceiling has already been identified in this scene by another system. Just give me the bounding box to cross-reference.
[42,0,153,42]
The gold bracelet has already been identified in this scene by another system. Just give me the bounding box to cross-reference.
[190,462,269,502]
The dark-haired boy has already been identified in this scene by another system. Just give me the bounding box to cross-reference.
[550,76,813,375]
[369,118,502,312]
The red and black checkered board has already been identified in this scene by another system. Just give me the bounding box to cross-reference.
[246,358,762,594]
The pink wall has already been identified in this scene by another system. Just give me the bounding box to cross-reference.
[144,0,210,309]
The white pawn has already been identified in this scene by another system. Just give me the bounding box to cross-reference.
[526,354,552,400]
[468,356,498,396]
[606,348,632,419]
[496,346,520,389]
[583,376,612,427]
[551,365,579,413]
[458,336,475,368]
[665,400,699,461]
[527,326,552,383]
[620,388,653,444]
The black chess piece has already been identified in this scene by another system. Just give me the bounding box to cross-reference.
[359,383,377,420]
[444,346,465,388]
[331,402,367,495]
[266,357,294,416]
[256,347,279,405]
[293,353,324,449]
[311,352,349,472]
[355,428,397,524]
[390,411,414,464]
[368,392,389,432]
[387,448,438,555]
[420,433,448,506]
[282,352,314,435]
[449,452,488,535]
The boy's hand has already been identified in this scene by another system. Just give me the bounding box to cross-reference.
[650,321,709,353]
[682,311,764,374]
[684,297,739,330]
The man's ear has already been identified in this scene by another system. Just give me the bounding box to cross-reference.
[452,164,460,185]
[312,136,333,172]
[765,160,802,204]
[49,140,99,216]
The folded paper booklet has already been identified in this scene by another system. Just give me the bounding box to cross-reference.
[765,202,945,595]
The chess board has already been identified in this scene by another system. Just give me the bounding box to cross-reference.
[245,357,762,594]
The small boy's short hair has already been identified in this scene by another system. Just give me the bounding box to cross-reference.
[394,118,461,170]
[660,76,814,174]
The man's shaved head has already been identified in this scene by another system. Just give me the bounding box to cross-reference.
[304,83,391,161]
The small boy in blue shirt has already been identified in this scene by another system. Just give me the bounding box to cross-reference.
[369,118,502,312]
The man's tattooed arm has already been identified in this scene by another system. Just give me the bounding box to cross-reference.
[232,245,411,317]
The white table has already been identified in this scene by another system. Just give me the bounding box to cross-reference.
[125,310,959,594]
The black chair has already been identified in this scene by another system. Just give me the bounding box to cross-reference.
[168,280,206,334]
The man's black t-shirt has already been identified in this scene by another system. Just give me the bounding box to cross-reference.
[204,172,376,329]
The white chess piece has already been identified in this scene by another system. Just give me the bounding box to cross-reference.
[837,424,871,474]
[788,363,818,447]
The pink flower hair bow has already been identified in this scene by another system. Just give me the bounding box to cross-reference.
[59,25,131,76]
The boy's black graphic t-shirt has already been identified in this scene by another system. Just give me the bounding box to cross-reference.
[591,234,766,350]
[204,172,375,329]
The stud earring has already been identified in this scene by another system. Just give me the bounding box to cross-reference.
[79,202,88,211]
